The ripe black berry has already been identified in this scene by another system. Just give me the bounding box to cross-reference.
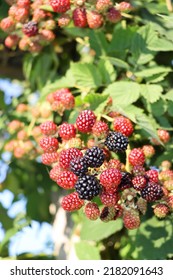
[75,174,101,200]
[70,157,88,176]
[84,146,105,168]
[104,131,128,153]
[141,182,164,202]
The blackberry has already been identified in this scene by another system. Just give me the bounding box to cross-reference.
[23,21,38,37]
[84,146,105,168]
[70,157,88,176]
[141,182,164,202]
[104,131,128,153]
[75,175,101,200]
[118,172,133,191]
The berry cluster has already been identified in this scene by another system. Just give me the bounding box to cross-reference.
[38,90,173,230]
[4,99,53,159]
[1,0,133,52]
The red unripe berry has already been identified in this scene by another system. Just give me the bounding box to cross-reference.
[58,123,76,140]
[92,120,109,138]
[128,148,145,166]
[87,10,103,29]
[84,202,100,220]
[0,17,15,33]
[123,209,140,230]
[107,7,122,23]
[56,171,78,189]
[40,121,57,136]
[39,137,59,152]
[154,203,170,218]
[58,13,71,27]
[100,168,122,191]
[108,159,121,170]
[157,129,170,143]
[61,192,84,211]
[100,189,119,206]
[145,169,159,183]
[113,116,134,137]
[50,0,70,13]
[41,152,59,165]
[96,0,112,12]
[132,175,147,191]
[49,164,63,181]
[5,34,19,49]
[76,110,96,133]
[59,148,83,169]
[142,145,155,159]
[73,8,87,28]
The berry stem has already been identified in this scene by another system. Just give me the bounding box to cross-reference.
[125,144,131,173]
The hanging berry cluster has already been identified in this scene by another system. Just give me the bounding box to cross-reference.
[1,0,133,52]
[39,87,173,230]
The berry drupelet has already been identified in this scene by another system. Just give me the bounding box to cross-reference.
[70,156,88,176]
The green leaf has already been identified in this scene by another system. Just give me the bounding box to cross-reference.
[135,66,171,78]
[131,24,156,65]
[135,113,160,142]
[40,5,53,12]
[104,81,140,106]
[150,99,167,117]
[164,90,173,101]
[167,101,173,116]
[75,241,101,260]
[97,59,116,85]
[71,63,102,90]
[140,84,163,103]
[105,57,130,70]
[89,30,109,56]
[0,204,13,230]
[84,93,109,112]
[80,218,123,242]
[148,37,173,51]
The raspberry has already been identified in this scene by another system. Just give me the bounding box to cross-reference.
[141,182,164,202]
[58,123,76,140]
[49,164,63,181]
[61,192,84,211]
[56,171,78,189]
[104,131,129,153]
[145,169,159,183]
[132,175,147,191]
[84,202,100,220]
[39,137,58,152]
[123,209,140,230]
[100,168,122,191]
[164,180,173,191]
[157,129,170,143]
[142,145,155,159]
[75,175,101,200]
[41,152,59,165]
[132,165,145,176]
[23,21,38,37]
[113,116,134,137]
[58,13,71,27]
[136,197,147,215]
[100,206,116,222]
[128,148,145,166]
[99,189,119,206]
[107,7,122,23]
[4,34,19,49]
[153,203,170,219]
[118,171,133,191]
[40,121,57,136]
[167,194,173,211]
[92,120,109,138]
[50,0,70,13]
[159,170,173,182]
[86,10,103,29]
[73,8,87,28]
[59,148,83,169]
[84,146,105,168]
[76,110,96,133]
[96,0,112,12]
[108,159,121,170]
[70,157,88,176]
[0,17,15,33]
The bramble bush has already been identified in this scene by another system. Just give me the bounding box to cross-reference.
[0,0,173,260]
